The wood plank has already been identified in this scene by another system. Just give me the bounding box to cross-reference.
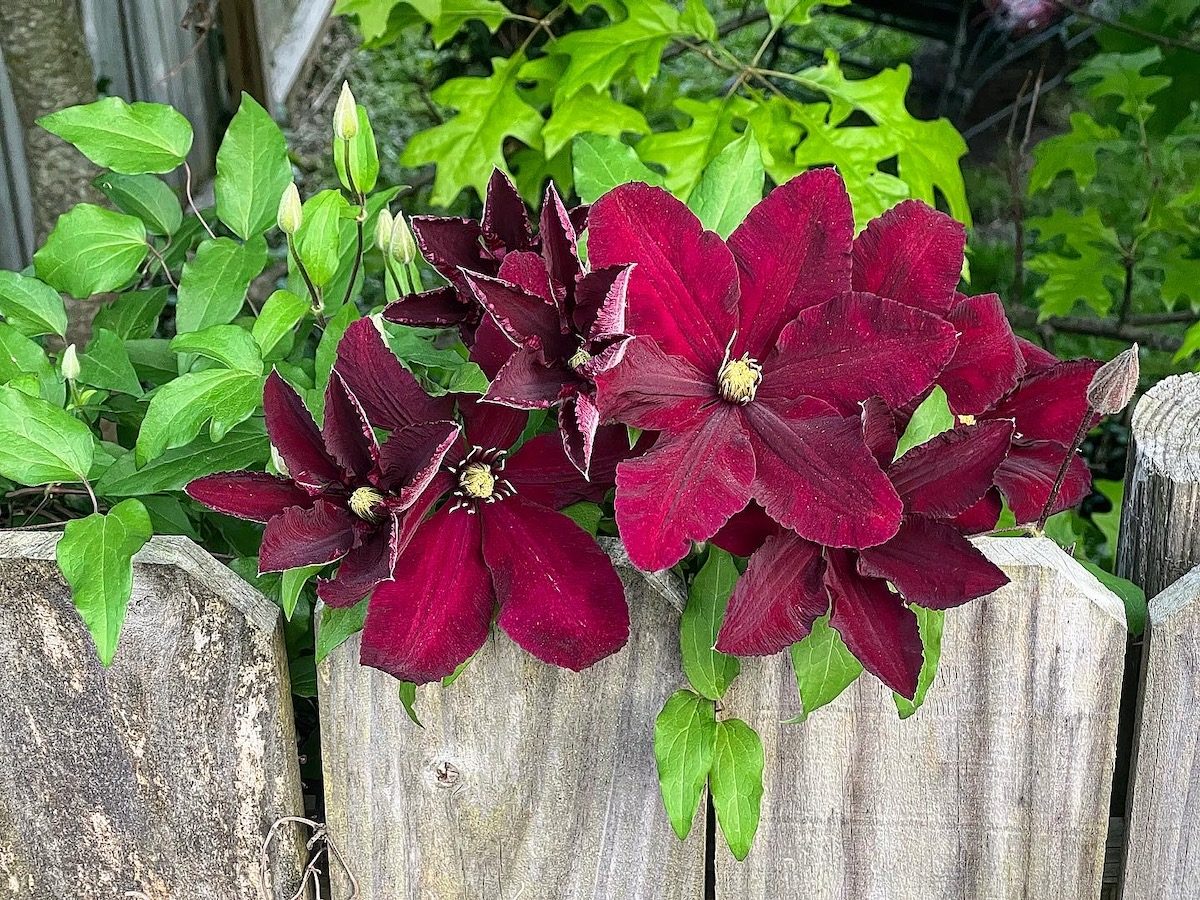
[0,533,308,899]
[714,537,1126,900]
[261,0,334,113]
[317,540,706,900]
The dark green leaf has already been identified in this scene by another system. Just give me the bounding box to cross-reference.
[78,328,142,395]
[710,718,764,861]
[281,564,322,620]
[681,545,741,700]
[560,501,602,535]
[653,689,716,840]
[92,288,167,340]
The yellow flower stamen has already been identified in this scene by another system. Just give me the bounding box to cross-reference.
[459,462,496,499]
[718,354,762,404]
[568,347,592,370]
[958,414,977,426]
[349,487,384,522]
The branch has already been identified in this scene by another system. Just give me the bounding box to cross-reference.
[1004,304,1183,353]
[1049,0,1200,55]
[662,10,769,61]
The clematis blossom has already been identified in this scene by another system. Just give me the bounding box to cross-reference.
[332,320,630,684]
[186,369,460,606]
[713,401,1014,698]
[588,170,960,572]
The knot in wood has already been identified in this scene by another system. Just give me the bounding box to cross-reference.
[435,760,460,787]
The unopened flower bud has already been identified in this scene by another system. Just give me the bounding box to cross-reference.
[277,182,303,235]
[1087,343,1140,415]
[269,444,290,478]
[61,344,80,382]
[375,208,394,254]
[334,82,359,141]
[389,213,417,265]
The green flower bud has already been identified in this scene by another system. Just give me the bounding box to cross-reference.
[277,182,303,236]
[389,212,417,265]
[334,82,360,141]
[375,208,394,254]
[61,344,80,382]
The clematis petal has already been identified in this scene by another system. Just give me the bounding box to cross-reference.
[861,396,899,467]
[577,333,633,379]
[317,514,400,608]
[711,501,778,557]
[952,488,1004,535]
[715,531,828,655]
[360,507,494,684]
[481,169,533,253]
[382,286,471,328]
[460,394,527,451]
[887,420,1014,518]
[593,337,715,432]
[483,496,629,671]
[410,215,488,291]
[1017,337,1058,375]
[572,264,632,339]
[851,199,965,315]
[333,318,454,429]
[941,293,1023,415]
[997,440,1092,525]
[498,250,557,303]
[322,373,378,479]
[759,292,957,415]
[471,314,517,379]
[557,390,600,478]
[259,499,356,572]
[486,346,577,409]
[263,370,342,490]
[827,549,923,699]
[539,181,579,294]
[745,395,902,549]
[505,429,610,508]
[464,271,569,352]
[858,517,1009,610]
[728,168,854,355]
[186,471,312,523]
[376,420,460,505]
[589,182,738,370]
[989,359,1100,444]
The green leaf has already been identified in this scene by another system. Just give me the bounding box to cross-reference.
[560,501,603,535]
[92,287,167,340]
[893,605,944,718]
[297,190,353,287]
[140,495,198,538]
[653,690,717,840]
[687,131,763,238]
[788,613,863,721]
[1028,112,1123,193]
[281,564,322,620]
[381,322,488,396]
[96,420,267,496]
[0,386,94,484]
[638,97,743,198]
[680,0,716,39]
[175,236,269,334]
[215,93,294,240]
[316,598,369,664]
[253,290,310,360]
[398,681,424,726]
[78,329,142,395]
[681,545,741,700]
[135,369,264,465]
[0,323,55,387]
[124,338,179,384]
[551,0,682,101]
[55,499,152,666]
[314,302,361,399]
[895,386,954,458]
[170,325,265,374]
[402,54,544,206]
[34,204,148,298]
[1079,560,1147,637]
[572,133,664,204]
[429,0,512,45]
[541,87,649,159]
[39,96,193,174]
[94,172,182,236]
[1071,48,1171,119]
[0,271,68,338]
[765,0,849,27]
[710,718,764,861]
[334,106,381,194]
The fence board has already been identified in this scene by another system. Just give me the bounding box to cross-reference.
[714,537,1126,900]
[0,533,308,899]
[317,540,706,900]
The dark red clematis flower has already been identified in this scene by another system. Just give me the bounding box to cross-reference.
[461,183,634,476]
[713,400,1014,698]
[186,368,460,606]
[332,322,630,684]
[587,171,960,572]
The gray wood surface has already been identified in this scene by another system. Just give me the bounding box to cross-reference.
[318,540,706,900]
[714,537,1126,900]
[1121,564,1200,897]
[255,0,334,112]
[1117,374,1200,598]
[0,533,308,899]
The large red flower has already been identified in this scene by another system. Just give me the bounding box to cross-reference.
[333,322,630,684]
[588,171,960,571]
[186,368,459,606]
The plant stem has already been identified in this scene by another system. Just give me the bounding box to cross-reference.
[288,239,323,312]
[183,162,216,239]
[1035,410,1094,532]
[339,141,367,311]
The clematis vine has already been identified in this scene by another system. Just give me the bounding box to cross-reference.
[331,318,630,684]
[588,170,960,572]
[186,369,460,605]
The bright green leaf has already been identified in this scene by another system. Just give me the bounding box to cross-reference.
[895,385,954,458]
[170,325,265,374]
[542,87,649,159]
[638,97,743,198]
[398,681,424,726]
[688,131,763,237]
[429,0,511,45]
[681,545,741,700]
[215,93,294,240]
[653,689,717,840]
[96,420,267,496]
[281,564,322,620]
[78,329,142,395]
[788,613,863,721]
[39,97,193,174]
[175,236,269,334]
[0,271,67,338]
[765,0,849,27]
[95,172,182,236]
[893,605,944,718]
[710,718,764,861]
[0,385,94,484]
[0,323,55,387]
[1079,560,1146,637]
[297,190,353,287]
[680,0,716,39]
[572,133,664,204]
[34,204,147,298]
[317,598,369,664]
[253,290,310,360]
[560,501,603,535]
[135,369,263,465]
[1028,112,1123,193]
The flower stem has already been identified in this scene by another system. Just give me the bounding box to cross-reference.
[1035,409,1094,532]
[288,238,323,313]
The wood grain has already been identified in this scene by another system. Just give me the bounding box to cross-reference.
[714,537,1126,900]
[0,533,308,900]
[318,540,706,900]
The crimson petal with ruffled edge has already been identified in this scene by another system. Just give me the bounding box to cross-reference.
[186,471,312,523]
[997,440,1092,524]
[317,515,400,607]
[728,168,854,355]
[887,420,1014,518]
[263,371,341,490]
[558,390,600,477]
[459,395,528,452]
[464,271,568,351]
[359,506,494,684]
[539,182,579,294]
[615,405,755,571]
[827,549,922,699]
[322,374,378,480]
[376,420,461,507]
[860,396,899,467]
[589,183,738,371]
[952,488,1004,535]
[482,169,533,254]
[259,499,357,572]
[1017,337,1059,375]
[410,215,488,292]
[497,250,557,303]
[573,265,631,339]
[858,517,1009,609]
[593,337,715,432]
[504,430,613,509]
[382,286,471,328]
[486,346,577,409]
[989,359,1100,444]
[940,293,1023,415]
[851,199,965,316]
[715,531,828,655]
[483,496,628,671]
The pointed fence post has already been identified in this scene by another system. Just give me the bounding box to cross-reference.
[317,541,706,900]
[0,533,308,899]
[713,537,1126,900]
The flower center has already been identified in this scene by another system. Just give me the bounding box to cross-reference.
[958,414,976,426]
[349,486,384,522]
[718,354,762,404]
[459,462,497,499]
[568,347,592,370]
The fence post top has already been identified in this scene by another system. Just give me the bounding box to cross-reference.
[976,535,1127,629]
[1147,561,1200,626]
[1130,372,1200,480]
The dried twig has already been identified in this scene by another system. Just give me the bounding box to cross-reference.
[261,816,359,900]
